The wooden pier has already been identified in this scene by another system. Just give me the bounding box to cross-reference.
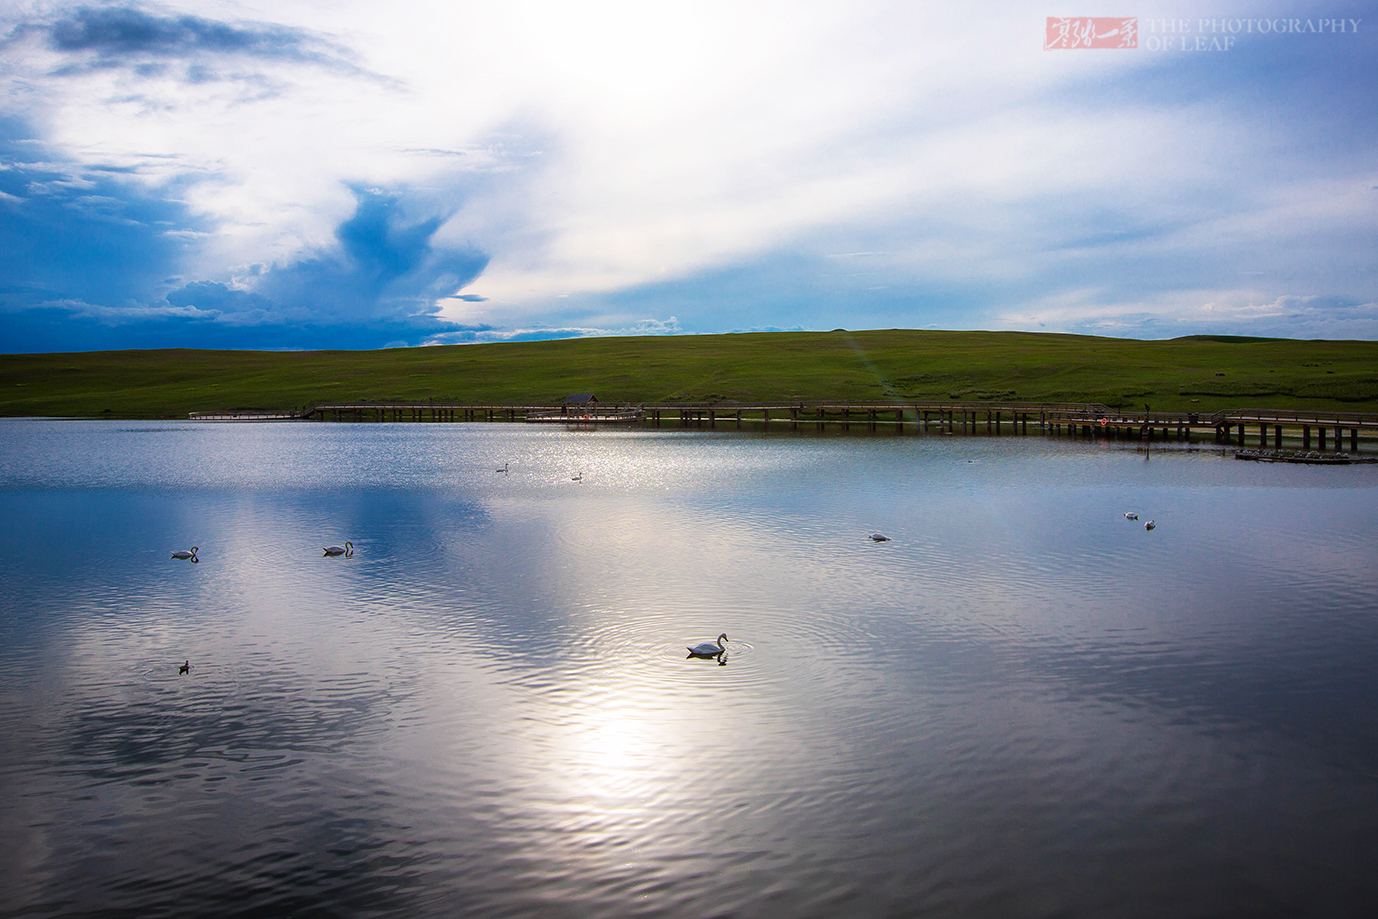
[189,399,1378,453]
[185,409,302,421]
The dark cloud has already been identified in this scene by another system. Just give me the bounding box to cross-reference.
[5,5,383,83]
[3,305,497,352]
[151,188,490,347]
[164,281,278,318]
[49,7,311,57]
[0,122,492,352]
[247,187,489,322]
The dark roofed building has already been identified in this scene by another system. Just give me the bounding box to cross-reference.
[561,393,598,415]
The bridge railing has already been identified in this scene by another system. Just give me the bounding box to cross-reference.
[194,401,1378,430]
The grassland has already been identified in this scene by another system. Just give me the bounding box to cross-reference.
[2,330,1377,419]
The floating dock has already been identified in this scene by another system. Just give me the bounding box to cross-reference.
[1234,449,1377,465]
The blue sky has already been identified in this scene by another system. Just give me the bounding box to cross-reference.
[1,1,1375,352]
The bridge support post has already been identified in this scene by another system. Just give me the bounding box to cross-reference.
[1352,428,1359,453]
[1275,425,1282,448]
[1303,426,1311,449]
[1319,427,1327,450]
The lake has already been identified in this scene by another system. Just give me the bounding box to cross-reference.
[2,419,1377,917]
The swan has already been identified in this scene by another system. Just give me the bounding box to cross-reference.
[1124,512,1138,520]
[870,533,891,542]
[688,633,728,656]
[324,541,353,557]
[571,472,583,482]
[178,660,190,675]
[171,546,198,561]
[496,462,508,473]
[1145,520,1156,531]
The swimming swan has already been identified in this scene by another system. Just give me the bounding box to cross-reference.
[497,462,508,473]
[870,533,891,542]
[688,633,728,656]
[324,541,353,557]
[178,660,190,675]
[171,546,198,561]
[1124,512,1139,520]
[1144,520,1156,531]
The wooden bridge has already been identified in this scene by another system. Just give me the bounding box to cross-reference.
[188,400,1378,452]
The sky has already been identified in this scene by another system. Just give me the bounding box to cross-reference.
[1,0,1375,352]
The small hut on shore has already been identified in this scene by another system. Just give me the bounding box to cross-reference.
[561,393,598,416]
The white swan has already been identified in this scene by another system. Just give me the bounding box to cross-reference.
[1124,512,1138,520]
[571,472,583,482]
[496,462,508,473]
[324,541,353,557]
[688,633,728,656]
[171,546,198,561]
[870,533,891,542]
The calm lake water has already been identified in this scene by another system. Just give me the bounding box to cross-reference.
[2,419,1377,918]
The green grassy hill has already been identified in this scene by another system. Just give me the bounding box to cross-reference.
[2,330,1376,418]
